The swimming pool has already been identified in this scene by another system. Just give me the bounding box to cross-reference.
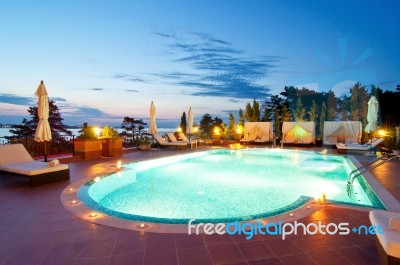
[78,149,385,224]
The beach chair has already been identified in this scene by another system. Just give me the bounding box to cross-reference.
[370,210,400,265]
[0,144,70,187]
[153,134,187,149]
[177,132,198,148]
[240,135,257,144]
[336,138,384,154]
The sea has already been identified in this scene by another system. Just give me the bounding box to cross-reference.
[0,127,175,138]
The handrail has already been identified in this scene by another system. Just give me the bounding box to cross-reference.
[347,153,399,199]
[347,153,398,185]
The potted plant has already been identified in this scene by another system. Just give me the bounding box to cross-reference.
[139,136,151,151]
[100,126,124,157]
[74,125,102,160]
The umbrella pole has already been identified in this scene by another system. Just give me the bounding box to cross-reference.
[44,141,48,162]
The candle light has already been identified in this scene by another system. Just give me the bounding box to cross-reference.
[321,193,327,204]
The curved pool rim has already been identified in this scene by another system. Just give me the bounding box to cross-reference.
[60,148,386,233]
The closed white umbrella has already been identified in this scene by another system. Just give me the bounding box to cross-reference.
[34,80,52,161]
[365,96,379,133]
[188,107,194,135]
[149,101,158,134]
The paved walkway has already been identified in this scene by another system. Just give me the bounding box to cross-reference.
[1,146,399,265]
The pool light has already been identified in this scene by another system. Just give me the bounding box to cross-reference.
[71,200,77,204]
[89,212,97,217]
[68,188,74,191]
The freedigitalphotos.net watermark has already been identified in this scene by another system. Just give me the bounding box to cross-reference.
[188,219,383,240]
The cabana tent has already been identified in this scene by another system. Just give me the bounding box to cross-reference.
[242,122,273,142]
[282,121,315,144]
[323,121,362,145]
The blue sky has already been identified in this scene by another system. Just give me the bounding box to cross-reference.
[0,0,399,127]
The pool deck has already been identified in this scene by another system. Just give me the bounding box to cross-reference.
[1,145,399,265]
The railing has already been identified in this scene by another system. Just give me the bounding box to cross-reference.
[347,153,399,199]
[0,135,75,159]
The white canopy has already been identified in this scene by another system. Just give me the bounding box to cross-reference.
[323,121,362,145]
[244,122,273,141]
[282,121,315,144]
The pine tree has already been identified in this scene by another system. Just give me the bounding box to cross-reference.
[228,113,236,138]
[238,108,245,127]
[281,104,291,122]
[340,96,349,121]
[180,111,187,135]
[244,102,253,121]
[7,118,34,140]
[294,97,306,121]
[252,99,261,122]
[274,104,281,138]
[319,102,327,136]
[307,100,319,122]
[199,113,213,139]
[11,100,71,141]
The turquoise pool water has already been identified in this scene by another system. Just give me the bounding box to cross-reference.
[78,149,385,224]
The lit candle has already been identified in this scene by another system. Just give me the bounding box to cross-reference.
[321,193,327,204]
[117,160,122,170]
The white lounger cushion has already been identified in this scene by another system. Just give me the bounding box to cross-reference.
[0,161,68,176]
[153,135,187,146]
[0,144,34,165]
[370,210,400,258]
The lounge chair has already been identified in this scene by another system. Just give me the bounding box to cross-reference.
[240,135,257,144]
[0,144,70,187]
[153,134,187,148]
[254,135,270,144]
[166,132,179,142]
[369,210,400,265]
[177,132,198,148]
[336,138,384,154]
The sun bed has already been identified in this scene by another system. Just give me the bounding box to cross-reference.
[240,135,257,144]
[153,134,187,148]
[177,132,198,148]
[0,144,69,187]
[336,138,384,154]
[369,210,400,265]
[254,135,270,144]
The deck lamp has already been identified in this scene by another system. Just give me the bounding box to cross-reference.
[177,127,182,133]
[116,160,122,170]
[213,127,220,135]
[378,129,386,137]
[93,127,101,137]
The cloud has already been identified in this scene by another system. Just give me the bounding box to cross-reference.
[0,94,35,106]
[50,97,67,102]
[89,88,105,91]
[125,89,139,92]
[112,74,146,83]
[151,30,280,99]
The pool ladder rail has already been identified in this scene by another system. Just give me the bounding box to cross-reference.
[346,153,399,199]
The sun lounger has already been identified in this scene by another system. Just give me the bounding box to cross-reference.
[240,135,257,144]
[336,138,384,154]
[369,210,400,265]
[153,134,187,148]
[254,135,270,144]
[0,144,70,187]
[177,132,198,148]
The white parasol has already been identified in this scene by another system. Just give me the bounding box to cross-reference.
[34,80,52,161]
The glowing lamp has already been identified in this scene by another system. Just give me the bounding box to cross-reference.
[236,126,242,134]
[213,127,220,135]
[94,177,100,182]
[193,126,199,133]
[93,127,101,136]
[177,127,182,133]
[89,212,97,217]
[71,200,77,204]
[116,160,122,170]
[69,188,74,191]
[378,130,385,137]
